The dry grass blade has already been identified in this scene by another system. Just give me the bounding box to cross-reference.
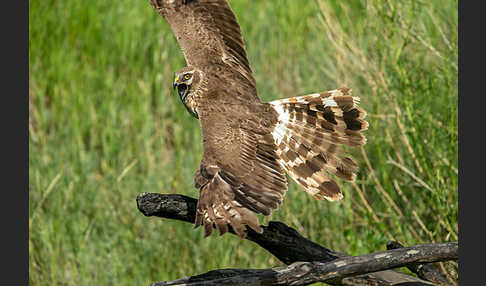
[387,157,433,192]
[361,147,405,218]
[351,181,394,240]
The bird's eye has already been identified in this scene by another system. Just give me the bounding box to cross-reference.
[183,73,192,80]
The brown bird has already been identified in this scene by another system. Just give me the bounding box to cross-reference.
[149,0,368,238]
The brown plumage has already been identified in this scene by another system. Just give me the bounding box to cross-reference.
[149,0,368,238]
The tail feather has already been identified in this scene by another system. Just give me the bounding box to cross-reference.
[270,87,368,201]
[272,121,357,180]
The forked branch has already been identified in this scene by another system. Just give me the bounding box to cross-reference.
[136,193,457,286]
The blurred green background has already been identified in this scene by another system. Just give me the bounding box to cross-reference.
[29,0,458,285]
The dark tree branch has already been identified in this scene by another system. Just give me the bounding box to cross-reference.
[150,242,457,286]
[136,193,341,264]
[386,240,453,286]
[136,193,457,286]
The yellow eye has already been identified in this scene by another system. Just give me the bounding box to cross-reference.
[183,73,191,80]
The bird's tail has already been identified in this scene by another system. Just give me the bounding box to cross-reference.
[269,87,368,201]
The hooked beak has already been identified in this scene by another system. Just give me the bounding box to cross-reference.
[173,74,179,90]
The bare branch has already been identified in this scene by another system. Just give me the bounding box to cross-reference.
[136,192,341,264]
[386,241,454,286]
[137,193,457,286]
[149,242,457,286]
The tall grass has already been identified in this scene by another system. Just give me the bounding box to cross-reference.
[29,0,458,285]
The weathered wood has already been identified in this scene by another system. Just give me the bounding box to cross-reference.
[136,193,341,264]
[386,240,453,286]
[137,193,457,286]
[148,243,457,286]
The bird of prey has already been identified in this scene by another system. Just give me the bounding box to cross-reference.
[148,0,368,238]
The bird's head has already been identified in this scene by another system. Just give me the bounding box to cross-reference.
[173,66,203,119]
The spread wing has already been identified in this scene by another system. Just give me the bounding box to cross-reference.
[149,0,256,88]
[149,0,284,237]
[193,106,288,238]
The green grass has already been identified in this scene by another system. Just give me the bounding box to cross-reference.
[29,0,458,285]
